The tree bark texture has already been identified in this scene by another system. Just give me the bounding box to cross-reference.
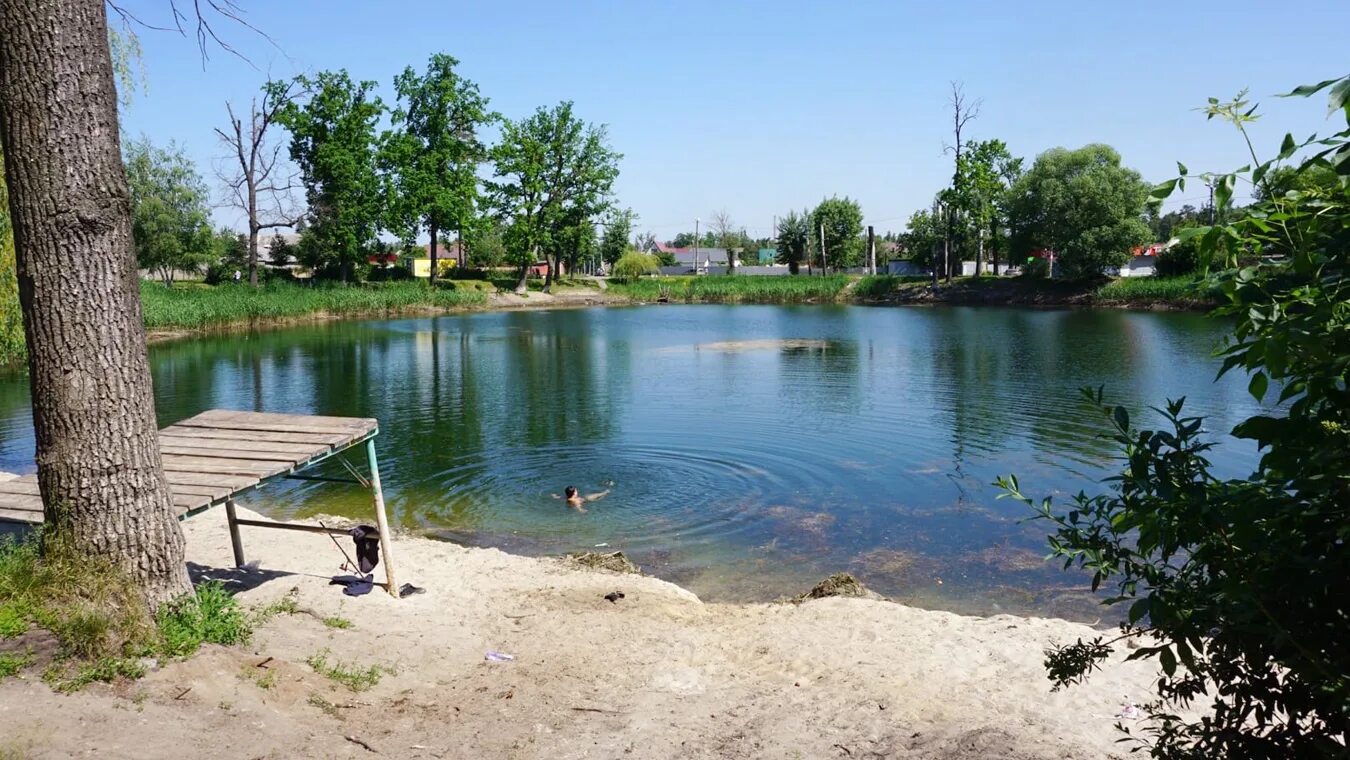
[0,0,192,607]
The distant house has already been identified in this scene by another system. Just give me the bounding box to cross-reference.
[653,242,729,270]
[1117,243,1168,278]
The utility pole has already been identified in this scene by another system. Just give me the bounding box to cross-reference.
[819,222,827,276]
[694,217,700,275]
[867,225,876,275]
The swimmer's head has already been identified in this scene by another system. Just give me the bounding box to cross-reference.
[564,486,578,499]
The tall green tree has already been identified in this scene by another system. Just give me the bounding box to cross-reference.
[999,77,1350,757]
[1007,144,1151,279]
[600,207,636,266]
[954,139,1022,274]
[124,137,214,288]
[488,101,621,292]
[383,53,495,283]
[269,71,385,282]
[811,196,864,270]
[900,205,944,267]
[775,209,810,274]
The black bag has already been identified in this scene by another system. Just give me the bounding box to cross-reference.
[349,525,380,574]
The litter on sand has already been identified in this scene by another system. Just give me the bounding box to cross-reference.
[1117,703,1143,720]
[604,591,626,603]
[399,583,426,596]
[485,651,515,662]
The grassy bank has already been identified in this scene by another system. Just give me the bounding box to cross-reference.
[608,275,853,303]
[140,281,488,331]
[850,273,1223,308]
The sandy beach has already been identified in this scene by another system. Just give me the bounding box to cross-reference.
[0,506,1157,759]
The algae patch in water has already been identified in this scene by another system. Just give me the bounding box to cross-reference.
[566,551,641,574]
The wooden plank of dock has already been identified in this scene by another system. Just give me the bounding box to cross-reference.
[0,410,378,525]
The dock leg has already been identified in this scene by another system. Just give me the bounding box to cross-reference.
[366,438,399,598]
[225,498,246,568]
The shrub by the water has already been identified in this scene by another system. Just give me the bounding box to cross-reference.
[1154,233,1205,277]
[610,251,659,282]
[999,78,1350,757]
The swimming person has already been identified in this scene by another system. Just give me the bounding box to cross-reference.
[553,485,610,513]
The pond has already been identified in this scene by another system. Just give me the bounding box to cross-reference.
[0,305,1264,619]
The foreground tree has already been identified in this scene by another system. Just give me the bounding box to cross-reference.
[0,0,191,607]
[215,81,300,286]
[383,53,494,282]
[998,77,1350,758]
[125,137,214,287]
[269,71,385,282]
[1007,144,1151,279]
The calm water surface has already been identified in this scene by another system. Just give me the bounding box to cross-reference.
[0,305,1263,618]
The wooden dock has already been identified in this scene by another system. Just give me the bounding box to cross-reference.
[0,409,400,596]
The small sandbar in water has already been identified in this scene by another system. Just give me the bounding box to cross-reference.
[654,338,833,354]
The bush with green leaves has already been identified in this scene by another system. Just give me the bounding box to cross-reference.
[610,251,659,282]
[1153,233,1204,277]
[998,76,1349,758]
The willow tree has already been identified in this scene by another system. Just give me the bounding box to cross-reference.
[0,0,191,606]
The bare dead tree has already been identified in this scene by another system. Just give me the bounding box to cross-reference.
[942,82,981,280]
[708,209,736,272]
[215,81,301,286]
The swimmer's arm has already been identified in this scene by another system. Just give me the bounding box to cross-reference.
[583,489,610,503]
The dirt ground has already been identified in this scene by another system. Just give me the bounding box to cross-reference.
[0,507,1159,759]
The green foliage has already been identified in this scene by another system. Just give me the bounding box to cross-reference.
[139,281,485,330]
[610,251,658,282]
[306,648,385,692]
[774,210,811,273]
[608,275,851,303]
[1154,235,1204,277]
[382,53,495,280]
[1008,144,1152,279]
[0,145,22,368]
[322,616,353,630]
[1000,77,1350,758]
[124,137,215,287]
[488,101,621,282]
[899,206,943,264]
[952,139,1023,271]
[810,196,864,268]
[267,234,297,268]
[269,71,386,282]
[0,651,33,678]
[1093,275,1210,304]
[600,208,637,266]
[155,581,251,657]
[0,533,153,664]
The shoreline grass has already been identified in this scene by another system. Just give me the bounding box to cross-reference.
[140,281,488,331]
[608,274,852,303]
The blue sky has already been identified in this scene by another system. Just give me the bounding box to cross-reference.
[118,0,1349,239]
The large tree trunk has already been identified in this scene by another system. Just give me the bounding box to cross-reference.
[247,224,259,287]
[0,0,191,607]
[429,221,439,285]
